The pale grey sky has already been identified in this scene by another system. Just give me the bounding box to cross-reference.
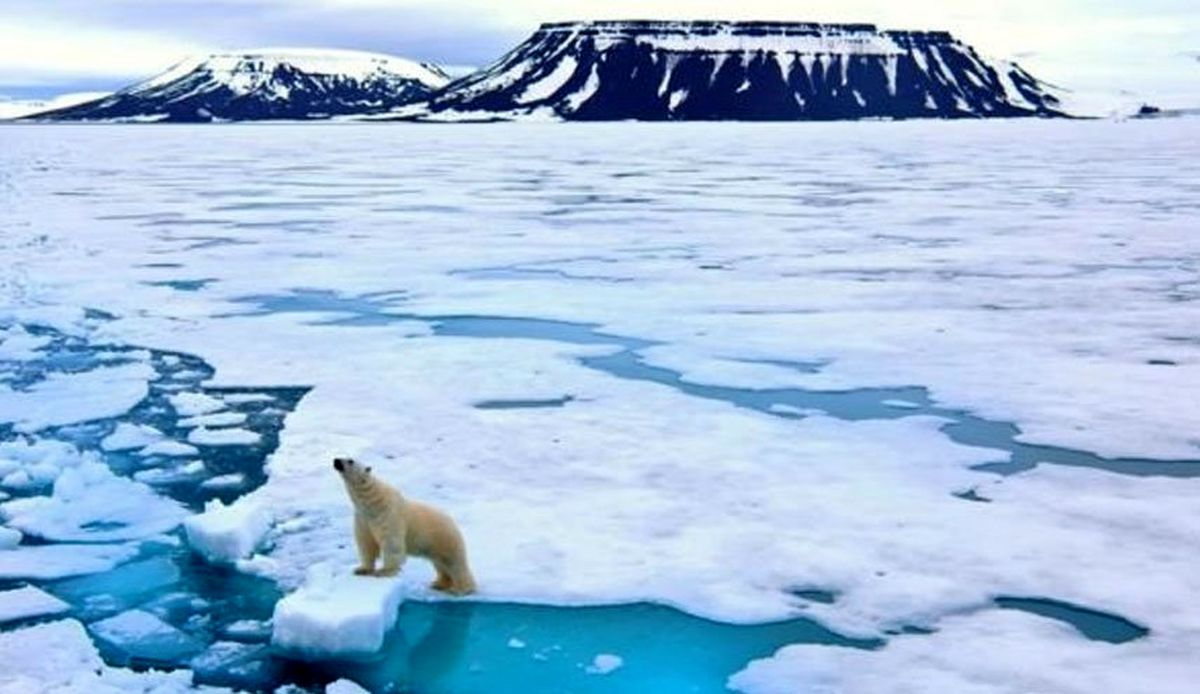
[1,0,1196,105]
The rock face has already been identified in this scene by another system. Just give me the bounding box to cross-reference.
[417,21,1065,121]
[33,49,450,122]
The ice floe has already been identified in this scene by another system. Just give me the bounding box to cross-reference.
[1,458,186,542]
[0,542,139,579]
[271,563,406,658]
[0,618,215,693]
[0,585,70,624]
[184,498,272,563]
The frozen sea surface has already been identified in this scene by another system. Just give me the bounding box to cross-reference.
[1,120,1198,692]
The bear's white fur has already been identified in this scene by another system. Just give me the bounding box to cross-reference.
[334,457,476,595]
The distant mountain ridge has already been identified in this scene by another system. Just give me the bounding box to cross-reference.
[403,20,1066,121]
[31,49,449,122]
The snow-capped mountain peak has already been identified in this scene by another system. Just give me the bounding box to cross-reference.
[410,20,1067,121]
[33,48,450,122]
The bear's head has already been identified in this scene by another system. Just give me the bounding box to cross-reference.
[333,457,372,485]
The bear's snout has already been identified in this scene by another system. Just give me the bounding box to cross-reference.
[333,457,350,472]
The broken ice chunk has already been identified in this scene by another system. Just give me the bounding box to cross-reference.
[170,392,226,416]
[200,473,247,490]
[1,459,186,542]
[0,585,70,624]
[139,440,200,457]
[178,412,247,429]
[89,609,205,666]
[271,563,405,659]
[184,499,272,563]
[101,423,165,452]
[0,543,138,580]
[188,427,261,446]
[190,640,279,690]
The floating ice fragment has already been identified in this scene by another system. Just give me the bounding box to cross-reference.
[178,411,247,428]
[0,585,70,623]
[101,422,165,451]
[1,459,186,542]
[170,391,226,416]
[272,563,406,659]
[508,637,527,649]
[221,618,272,642]
[326,678,371,694]
[184,498,272,563]
[89,609,205,665]
[200,472,247,490]
[189,426,261,446]
[139,439,200,457]
[0,362,154,432]
[0,542,138,579]
[190,640,278,689]
[586,653,624,675]
[221,393,275,405]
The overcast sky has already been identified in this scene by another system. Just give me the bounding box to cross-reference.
[1,0,1197,104]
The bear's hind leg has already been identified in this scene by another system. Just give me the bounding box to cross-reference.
[354,514,378,576]
[430,562,454,592]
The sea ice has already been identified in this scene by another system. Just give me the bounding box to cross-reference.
[1,459,186,542]
[0,542,138,579]
[200,472,247,490]
[178,412,247,428]
[100,422,166,451]
[184,498,272,563]
[89,609,206,665]
[0,585,70,624]
[271,563,406,658]
[0,619,217,693]
[729,610,1197,694]
[189,426,261,446]
[139,440,201,457]
[0,361,154,433]
[586,653,624,675]
[170,391,226,416]
[0,324,49,360]
[326,679,371,694]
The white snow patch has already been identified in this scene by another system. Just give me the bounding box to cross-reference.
[0,526,20,549]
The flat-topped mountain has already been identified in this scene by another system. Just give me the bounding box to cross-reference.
[409,20,1065,121]
[32,49,450,122]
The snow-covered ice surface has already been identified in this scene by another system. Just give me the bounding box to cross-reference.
[0,120,1198,690]
[271,563,407,658]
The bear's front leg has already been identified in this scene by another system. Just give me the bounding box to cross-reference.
[376,535,406,577]
[354,514,378,576]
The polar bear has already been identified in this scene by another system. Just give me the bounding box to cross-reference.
[333,457,476,595]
